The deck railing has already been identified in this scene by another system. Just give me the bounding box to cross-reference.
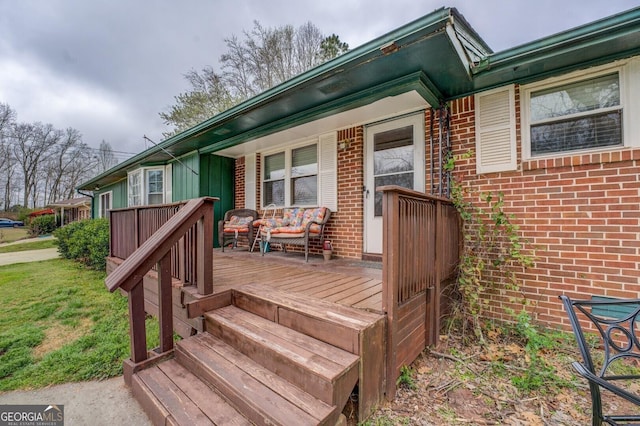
[380,185,461,399]
[105,197,216,373]
[110,201,201,285]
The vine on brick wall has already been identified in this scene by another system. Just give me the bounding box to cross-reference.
[446,153,535,342]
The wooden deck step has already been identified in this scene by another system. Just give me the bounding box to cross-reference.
[176,332,338,426]
[131,359,250,426]
[233,282,384,354]
[204,305,360,407]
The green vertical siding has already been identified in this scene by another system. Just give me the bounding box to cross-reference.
[92,179,127,218]
[199,154,235,247]
[171,152,200,202]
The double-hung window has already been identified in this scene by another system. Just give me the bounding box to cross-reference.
[263,143,318,207]
[524,70,623,158]
[146,169,164,205]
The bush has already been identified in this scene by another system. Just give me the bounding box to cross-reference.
[54,219,109,270]
[29,214,57,236]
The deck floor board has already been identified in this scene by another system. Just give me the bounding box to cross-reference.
[212,250,383,313]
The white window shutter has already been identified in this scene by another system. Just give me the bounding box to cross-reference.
[245,153,256,209]
[318,132,337,211]
[475,85,517,174]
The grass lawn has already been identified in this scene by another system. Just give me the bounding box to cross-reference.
[0,239,57,253]
[0,228,30,244]
[0,259,158,391]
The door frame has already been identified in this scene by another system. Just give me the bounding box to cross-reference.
[363,112,425,254]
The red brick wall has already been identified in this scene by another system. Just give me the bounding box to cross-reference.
[329,126,365,259]
[450,87,640,330]
[234,156,245,208]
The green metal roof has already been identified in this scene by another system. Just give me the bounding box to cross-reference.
[79,6,640,191]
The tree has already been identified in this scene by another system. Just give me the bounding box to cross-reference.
[320,34,349,61]
[0,103,17,210]
[41,128,96,204]
[12,122,61,208]
[96,140,118,174]
[160,21,349,136]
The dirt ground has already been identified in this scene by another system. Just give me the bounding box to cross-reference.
[361,332,639,425]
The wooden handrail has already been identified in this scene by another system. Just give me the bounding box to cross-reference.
[106,197,216,293]
[106,196,217,366]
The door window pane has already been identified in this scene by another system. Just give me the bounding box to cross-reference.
[374,125,414,174]
[373,125,415,216]
[374,172,414,216]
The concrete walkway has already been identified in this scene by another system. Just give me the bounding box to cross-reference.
[0,247,60,266]
[0,377,151,426]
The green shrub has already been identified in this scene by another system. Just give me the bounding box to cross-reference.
[54,219,109,270]
[28,214,57,236]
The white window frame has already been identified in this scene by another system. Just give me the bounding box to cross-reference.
[521,63,627,161]
[127,166,171,207]
[145,167,165,205]
[99,191,112,218]
[128,169,142,207]
[261,140,319,208]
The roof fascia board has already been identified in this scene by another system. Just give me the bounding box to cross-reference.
[155,8,454,146]
[474,7,640,74]
[200,71,437,154]
[79,8,455,190]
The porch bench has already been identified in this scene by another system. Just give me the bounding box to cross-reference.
[256,207,331,262]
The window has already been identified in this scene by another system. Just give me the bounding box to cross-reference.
[291,145,318,205]
[128,170,141,207]
[146,169,164,205]
[262,143,318,207]
[263,152,285,206]
[127,166,171,207]
[524,71,622,158]
[99,192,112,218]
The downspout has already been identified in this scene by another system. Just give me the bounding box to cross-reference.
[77,189,95,219]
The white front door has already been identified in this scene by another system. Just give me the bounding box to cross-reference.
[364,114,425,254]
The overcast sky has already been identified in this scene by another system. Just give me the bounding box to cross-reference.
[0,0,638,160]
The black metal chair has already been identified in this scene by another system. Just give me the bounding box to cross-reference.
[559,295,640,425]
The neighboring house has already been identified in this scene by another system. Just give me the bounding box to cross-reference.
[49,197,91,226]
[79,7,640,328]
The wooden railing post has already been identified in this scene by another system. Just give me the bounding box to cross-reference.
[128,280,147,364]
[158,252,173,353]
[196,203,213,296]
[381,188,400,401]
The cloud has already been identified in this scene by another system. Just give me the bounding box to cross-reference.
[0,0,638,157]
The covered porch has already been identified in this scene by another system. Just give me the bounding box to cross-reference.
[105,186,460,424]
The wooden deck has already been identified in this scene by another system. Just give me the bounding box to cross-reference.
[209,248,383,314]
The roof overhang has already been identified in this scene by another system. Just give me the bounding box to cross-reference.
[79,7,487,190]
[79,6,640,191]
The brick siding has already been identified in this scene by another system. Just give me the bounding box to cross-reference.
[451,88,640,330]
